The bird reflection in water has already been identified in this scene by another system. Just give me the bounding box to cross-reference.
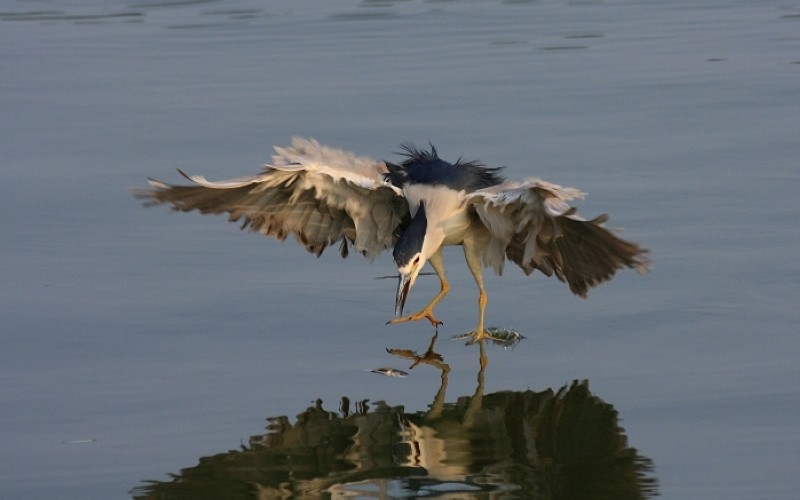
[132,336,658,499]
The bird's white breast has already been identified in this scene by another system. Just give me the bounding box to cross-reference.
[403,184,471,245]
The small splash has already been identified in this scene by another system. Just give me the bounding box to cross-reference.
[451,328,526,347]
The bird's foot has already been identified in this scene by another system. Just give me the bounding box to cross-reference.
[472,330,491,341]
[386,309,443,328]
[449,330,490,345]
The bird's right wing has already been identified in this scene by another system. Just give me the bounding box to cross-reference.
[467,178,650,297]
[135,137,408,258]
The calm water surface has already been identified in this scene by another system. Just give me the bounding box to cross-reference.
[1,0,798,498]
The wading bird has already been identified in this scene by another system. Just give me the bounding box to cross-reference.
[137,137,649,341]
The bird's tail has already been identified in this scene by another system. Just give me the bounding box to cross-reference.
[551,214,651,297]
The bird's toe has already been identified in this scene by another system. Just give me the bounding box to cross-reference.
[386,310,443,328]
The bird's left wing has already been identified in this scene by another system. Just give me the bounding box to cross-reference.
[467,179,650,297]
[136,137,407,258]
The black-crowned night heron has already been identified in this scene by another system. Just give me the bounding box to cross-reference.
[138,137,649,341]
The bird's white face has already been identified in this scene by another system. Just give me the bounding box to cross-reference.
[394,252,426,316]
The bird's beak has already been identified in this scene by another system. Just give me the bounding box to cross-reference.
[395,273,412,317]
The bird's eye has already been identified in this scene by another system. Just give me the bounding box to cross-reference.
[413,256,420,265]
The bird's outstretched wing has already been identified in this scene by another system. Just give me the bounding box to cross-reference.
[467,179,650,297]
[135,137,408,258]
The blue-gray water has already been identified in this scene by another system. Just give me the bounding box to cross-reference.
[2,0,798,498]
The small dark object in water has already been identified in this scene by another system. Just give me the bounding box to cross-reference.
[368,367,408,378]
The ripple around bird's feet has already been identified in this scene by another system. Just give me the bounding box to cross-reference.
[451,328,526,347]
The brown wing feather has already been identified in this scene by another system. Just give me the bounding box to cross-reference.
[136,155,406,259]
[470,180,650,297]
[507,213,650,297]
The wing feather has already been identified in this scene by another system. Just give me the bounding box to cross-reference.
[135,137,407,259]
[468,178,650,297]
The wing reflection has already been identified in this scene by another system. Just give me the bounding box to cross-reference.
[132,337,657,499]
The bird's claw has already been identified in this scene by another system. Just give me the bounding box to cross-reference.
[386,310,443,327]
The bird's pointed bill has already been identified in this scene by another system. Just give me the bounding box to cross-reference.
[395,274,412,316]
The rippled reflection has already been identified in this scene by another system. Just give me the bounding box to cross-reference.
[132,337,657,498]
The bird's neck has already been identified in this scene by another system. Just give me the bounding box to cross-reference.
[405,185,470,250]
[411,201,446,260]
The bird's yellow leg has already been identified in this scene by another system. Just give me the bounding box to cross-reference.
[463,241,490,340]
[388,248,449,327]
